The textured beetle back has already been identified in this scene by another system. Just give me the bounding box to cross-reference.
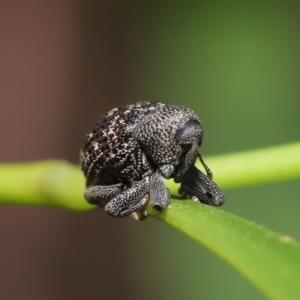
[133,104,200,166]
[80,103,158,186]
[80,102,200,187]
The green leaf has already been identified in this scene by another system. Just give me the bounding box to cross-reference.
[158,141,300,299]
[147,200,300,300]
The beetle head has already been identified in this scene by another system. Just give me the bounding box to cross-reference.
[133,103,204,179]
[174,120,203,182]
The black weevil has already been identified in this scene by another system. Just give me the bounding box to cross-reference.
[80,102,224,219]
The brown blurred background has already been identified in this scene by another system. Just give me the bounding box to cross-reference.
[0,2,140,299]
[1,2,300,300]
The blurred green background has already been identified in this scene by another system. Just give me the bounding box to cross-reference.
[124,2,300,299]
[1,1,300,299]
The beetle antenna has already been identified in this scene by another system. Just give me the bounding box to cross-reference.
[197,153,213,180]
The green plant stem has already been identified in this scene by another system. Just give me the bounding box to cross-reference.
[1,142,300,209]
[0,160,91,211]
[200,141,300,189]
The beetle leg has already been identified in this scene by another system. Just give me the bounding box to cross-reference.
[84,183,125,207]
[149,172,170,211]
[159,164,175,178]
[179,166,225,206]
[105,177,149,217]
[131,208,148,221]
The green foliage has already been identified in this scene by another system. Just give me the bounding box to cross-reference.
[148,201,300,300]
[1,141,300,299]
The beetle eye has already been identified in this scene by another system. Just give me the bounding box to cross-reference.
[181,143,192,154]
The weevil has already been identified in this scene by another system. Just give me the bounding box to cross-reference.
[80,102,224,219]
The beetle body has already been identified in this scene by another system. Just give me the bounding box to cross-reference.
[80,102,224,219]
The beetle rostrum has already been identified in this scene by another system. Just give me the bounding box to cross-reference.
[80,102,224,219]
